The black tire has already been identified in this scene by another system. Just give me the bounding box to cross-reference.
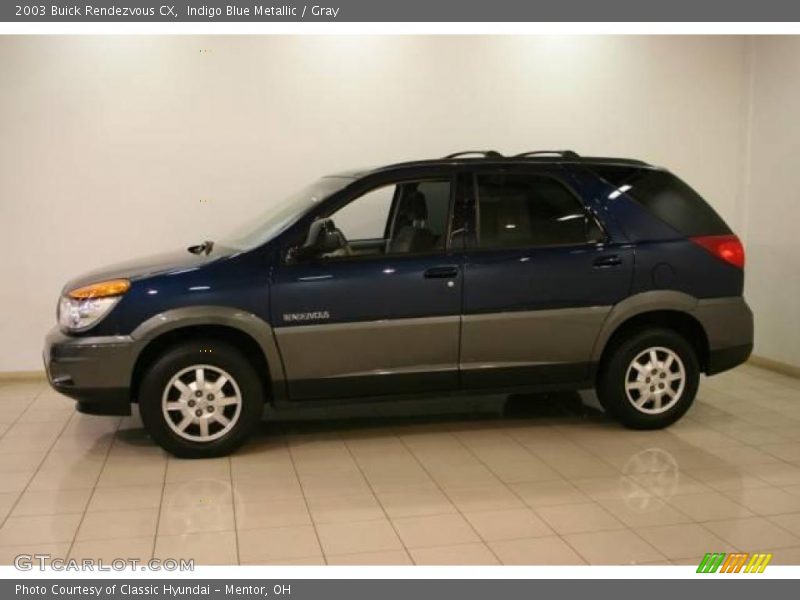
[596,327,699,430]
[138,339,264,458]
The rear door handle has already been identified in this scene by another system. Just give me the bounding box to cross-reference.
[593,255,622,268]
[424,265,459,279]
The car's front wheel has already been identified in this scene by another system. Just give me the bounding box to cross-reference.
[138,339,264,458]
[597,328,699,429]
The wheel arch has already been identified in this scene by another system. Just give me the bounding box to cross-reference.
[592,291,710,374]
[129,306,285,404]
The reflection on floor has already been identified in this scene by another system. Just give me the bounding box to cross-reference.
[1,363,800,566]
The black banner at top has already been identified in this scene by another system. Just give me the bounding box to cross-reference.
[2,0,800,22]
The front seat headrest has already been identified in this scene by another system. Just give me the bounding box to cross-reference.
[404,191,428,224]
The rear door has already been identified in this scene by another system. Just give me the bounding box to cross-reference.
[270,168,465,400]
[460,164,634,389]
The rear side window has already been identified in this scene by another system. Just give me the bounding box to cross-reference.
[591,166,731,237]
[476,173,600,249]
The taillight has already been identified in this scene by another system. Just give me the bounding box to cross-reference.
[690,235,745,269]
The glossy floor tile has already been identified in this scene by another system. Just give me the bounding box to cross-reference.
[0,363,799,565]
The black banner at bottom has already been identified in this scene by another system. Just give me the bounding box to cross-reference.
[3,579,796,600]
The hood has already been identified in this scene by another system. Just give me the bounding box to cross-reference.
[61,246,238,294]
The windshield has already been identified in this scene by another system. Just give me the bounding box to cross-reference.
[222,176,352,250]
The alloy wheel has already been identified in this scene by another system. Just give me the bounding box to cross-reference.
[624,346,686,415]
[161,364,243,442]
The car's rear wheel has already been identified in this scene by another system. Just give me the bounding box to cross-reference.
[597,327,699,429]
[138,339,263,458]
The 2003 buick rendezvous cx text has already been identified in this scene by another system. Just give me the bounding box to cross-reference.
[44,151,753,457]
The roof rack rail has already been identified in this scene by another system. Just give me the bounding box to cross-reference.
[445,150,504,159]
[515,150,581,159]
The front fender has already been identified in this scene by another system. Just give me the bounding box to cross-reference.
[129,305,286,386]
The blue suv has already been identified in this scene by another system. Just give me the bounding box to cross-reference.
[44,151,753,457]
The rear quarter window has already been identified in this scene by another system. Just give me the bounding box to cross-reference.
[590,166,731,237]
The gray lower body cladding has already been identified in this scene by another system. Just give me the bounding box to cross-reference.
[273,295,753,400]
[274,316,462,399]
[274,306,610,399]
[460,306,609,388]
[43,294,753,411]
[693,297,754,374]
[43,328,134,415]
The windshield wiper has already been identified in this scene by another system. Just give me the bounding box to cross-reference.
[187,240,214,255]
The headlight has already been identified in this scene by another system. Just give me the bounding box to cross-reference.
[58,279,130,332]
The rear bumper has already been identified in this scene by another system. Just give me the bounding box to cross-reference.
[43,327,133,416]
[707,343,753,375]
[694,297,754,375]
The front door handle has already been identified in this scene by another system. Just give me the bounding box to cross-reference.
[593,255,622,268]
[424,266,459,279]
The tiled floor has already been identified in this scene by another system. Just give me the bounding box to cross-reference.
[1,363,800,566]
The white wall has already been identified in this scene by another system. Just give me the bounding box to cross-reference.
[742,38,800,368]
[0,36,751,372]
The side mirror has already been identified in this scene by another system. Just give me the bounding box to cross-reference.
[293,218,344,261]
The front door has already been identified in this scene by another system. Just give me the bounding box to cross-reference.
[270,172,463,400]
[460,165,634,388]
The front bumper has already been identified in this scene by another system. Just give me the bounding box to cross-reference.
[43,327,134,415]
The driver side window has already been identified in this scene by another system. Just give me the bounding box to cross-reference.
[328,179,452,258]
[332,185,395,241]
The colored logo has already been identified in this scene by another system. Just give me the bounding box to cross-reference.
[697,552,772,573]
